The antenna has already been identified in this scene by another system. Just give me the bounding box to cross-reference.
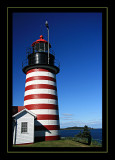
[45,21,49,64]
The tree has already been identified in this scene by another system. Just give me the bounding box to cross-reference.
[82,125,90,137]
[75,125,92,145]
[82,125,92,145]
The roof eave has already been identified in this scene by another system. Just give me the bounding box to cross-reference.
[12,108,37,119]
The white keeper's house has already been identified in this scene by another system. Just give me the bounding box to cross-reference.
[12,106,36,145]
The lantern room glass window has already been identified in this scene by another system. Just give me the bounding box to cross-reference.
[34,42,48,52]
[39,42,44,52]
[34,43,39,51]
[21,122,28,133]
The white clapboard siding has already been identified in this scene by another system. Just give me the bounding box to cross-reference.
[13,111,35,145]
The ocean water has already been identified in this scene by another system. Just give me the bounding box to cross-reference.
[60,129,102,141]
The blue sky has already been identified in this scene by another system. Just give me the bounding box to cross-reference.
[13,12,102,128]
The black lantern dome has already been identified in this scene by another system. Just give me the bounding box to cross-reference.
[22,35,60,74]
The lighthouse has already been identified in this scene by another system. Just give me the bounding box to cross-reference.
[22,23,60,142]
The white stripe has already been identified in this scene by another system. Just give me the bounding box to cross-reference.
[24,99,58,106]
[35,130,59,137]
[25,80,56,87]
[29,109,59,115]
[26,71,56,79]
[24,89,57,96]
[35,120,59,126]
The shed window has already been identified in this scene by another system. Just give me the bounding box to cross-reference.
[21,122,28,133]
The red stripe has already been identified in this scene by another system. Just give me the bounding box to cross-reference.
[35,135,60,142]
[26,76,56,83]
[26,68,55,75]
[24,94,57,101]
[35,125,60,131]
[25,104,58,110]
[45,136,60,141]
[37,115,59,120]
[27,69,50,74]
[25,84,57,91]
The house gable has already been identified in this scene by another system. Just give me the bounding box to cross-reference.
[12,108,36,119]
[12,108,36,145]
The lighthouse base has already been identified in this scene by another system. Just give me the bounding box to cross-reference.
[35,135,60,142]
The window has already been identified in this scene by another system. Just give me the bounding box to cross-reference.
[21,122,28,133]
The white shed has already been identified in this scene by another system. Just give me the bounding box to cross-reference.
[12,108,36,145]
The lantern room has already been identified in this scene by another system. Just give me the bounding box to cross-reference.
[32,35,51,53]
[22,34,60,74]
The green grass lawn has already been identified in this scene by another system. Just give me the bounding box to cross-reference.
[13,139,101,147]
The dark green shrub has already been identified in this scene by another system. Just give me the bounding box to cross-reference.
[74,125,92,145]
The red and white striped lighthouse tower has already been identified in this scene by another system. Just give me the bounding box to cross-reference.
[22,26,60,141]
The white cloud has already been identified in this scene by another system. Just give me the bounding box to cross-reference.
[60,113,74,120]
[62,113,73,116]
